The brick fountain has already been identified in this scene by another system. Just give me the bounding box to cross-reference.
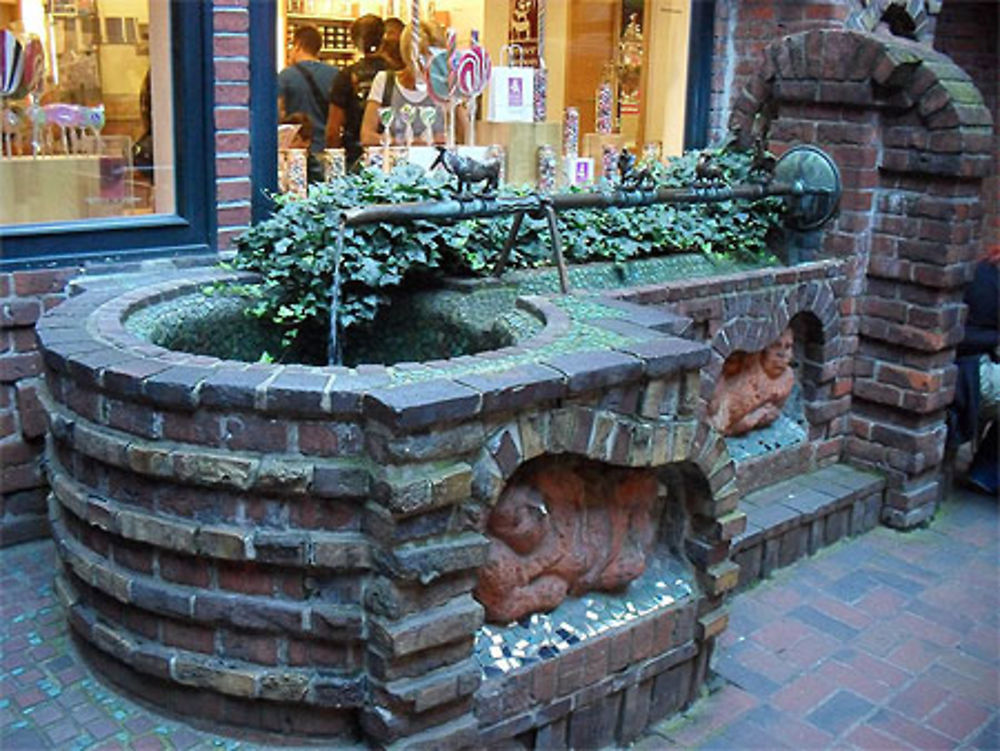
[34,148,873,749]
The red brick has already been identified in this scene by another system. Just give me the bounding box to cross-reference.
[216,131,250,154]
[214,59,249,82]
[213,9,249,32]
[213,34,250,57]
[12,269,74,297]
[220,630,279,665]
[0,352,43,383]
[217,562,272,595]
[0,437,41,466]
[1,461,44,493]
[216,180,252,203]
[217,205,252,228]
[214,107,250,130]
[159,551,211,588]
[214,83,249,106]
[162,619,215,654]
[927,697,992,742]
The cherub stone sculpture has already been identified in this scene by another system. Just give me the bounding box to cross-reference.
[474,460,658,624]
[708,327,795,436]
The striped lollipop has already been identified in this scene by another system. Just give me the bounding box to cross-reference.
[454,42,490,100]
[13,37,44,99]
[1,30,24,97]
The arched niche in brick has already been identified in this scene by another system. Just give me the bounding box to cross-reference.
[698,279,843,435]
[467,411,741,745]
[845,0,943,43]
[729,27,992,527]
[470,406,734,521]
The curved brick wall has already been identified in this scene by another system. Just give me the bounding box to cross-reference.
[38,268,758,746]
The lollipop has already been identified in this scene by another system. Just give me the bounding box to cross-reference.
[1,30,24,97]
[13,37,44,100]
[419,106,437,145]
[424,50,451,103]
[454,38,490,145]
[398,103,416,148]
[378,106,394,148]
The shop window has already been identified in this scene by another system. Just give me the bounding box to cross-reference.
[1,0,211,269]
[273,0,705,192]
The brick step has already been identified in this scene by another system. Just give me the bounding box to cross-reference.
[730,463,886,591]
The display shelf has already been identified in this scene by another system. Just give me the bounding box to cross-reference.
[285,14,356,62]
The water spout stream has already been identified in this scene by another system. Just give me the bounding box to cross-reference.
[328,216,346,366]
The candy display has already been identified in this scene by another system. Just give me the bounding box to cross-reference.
[596,80,614,135]
[562,106,579,159]
[533,67,547,123]
[537,143,556,191]
[279,148,308,197]
[321,148,346,181]
[601,144,619,180]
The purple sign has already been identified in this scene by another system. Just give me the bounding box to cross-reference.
[508,78,523,107]
[575,160,590,183]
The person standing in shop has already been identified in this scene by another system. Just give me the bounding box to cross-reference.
[278,25,338,181]
[325,15,387,171]
[359,21,462,147]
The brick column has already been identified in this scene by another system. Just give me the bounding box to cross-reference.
[213,0,254,251]
[0,269,74,545]
[730,29,992,528]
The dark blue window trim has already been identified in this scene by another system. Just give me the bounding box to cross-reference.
[249,0,278,223]
[684,0,715,150]
[1,0,215,271]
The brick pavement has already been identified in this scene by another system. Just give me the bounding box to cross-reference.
[642,484,999,750]
[1,485,997,750]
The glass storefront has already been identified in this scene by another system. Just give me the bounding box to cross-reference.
[1,0,174,226]
[275,0,692,191]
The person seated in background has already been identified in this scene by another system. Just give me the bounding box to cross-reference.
[278,25,338,181]
[326,15,386,170]
[360,21,462,147]
[950,245,999,495]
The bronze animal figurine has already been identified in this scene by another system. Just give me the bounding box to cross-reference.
[694,151,725,186]
[617,147,655,190]
[431,146,501,197]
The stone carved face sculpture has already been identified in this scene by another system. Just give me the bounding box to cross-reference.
[708,327,796,436]
[761,327,794,379]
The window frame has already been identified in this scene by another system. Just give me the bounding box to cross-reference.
[0,0,215,271]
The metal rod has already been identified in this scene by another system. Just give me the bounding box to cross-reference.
[543,202,569,294]
[341,180,811,228]
[494,210,526,278]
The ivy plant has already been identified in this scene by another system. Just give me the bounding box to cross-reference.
[228,149,782,362]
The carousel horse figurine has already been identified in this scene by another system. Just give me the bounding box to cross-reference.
[2,105,22,156]
[25,99,45,155]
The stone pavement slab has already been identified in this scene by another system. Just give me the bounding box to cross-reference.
[1,486,997,749]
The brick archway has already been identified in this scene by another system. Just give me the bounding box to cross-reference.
[846,0,942,43]
[729,28,992,527]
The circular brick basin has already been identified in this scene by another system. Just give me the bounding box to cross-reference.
[37,266,763,746]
